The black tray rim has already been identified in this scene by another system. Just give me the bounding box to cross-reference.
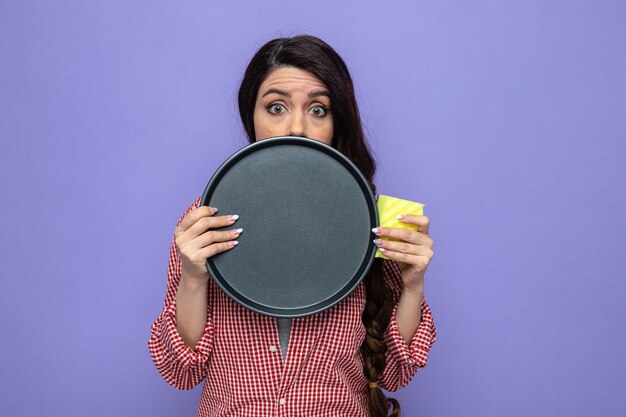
[200,135,378,318]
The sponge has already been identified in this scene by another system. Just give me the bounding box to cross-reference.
[375,194,425,259]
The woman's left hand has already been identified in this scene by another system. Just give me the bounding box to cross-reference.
[372,215,434,291]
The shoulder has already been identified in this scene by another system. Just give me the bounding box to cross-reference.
[382,259,403,301]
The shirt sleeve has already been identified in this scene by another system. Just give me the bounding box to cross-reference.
[148,197,214,390]
[378,260,437,392]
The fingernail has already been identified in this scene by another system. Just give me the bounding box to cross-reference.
[371,227,380,235]
[379,247,386,253]
[228,215,239,221]
[395,215,404,220]
[232,228,243,235]
[373,239,381,245]
[231,240,239,247]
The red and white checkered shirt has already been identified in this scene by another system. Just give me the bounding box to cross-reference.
[148,197,437,417]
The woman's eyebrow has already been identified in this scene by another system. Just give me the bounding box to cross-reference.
[261,88,330,99]
[308,90,330,99]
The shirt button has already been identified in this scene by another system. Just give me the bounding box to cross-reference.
[269,345,277,353]
[279,398,286,405]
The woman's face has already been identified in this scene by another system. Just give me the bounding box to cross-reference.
[253,66,334,145]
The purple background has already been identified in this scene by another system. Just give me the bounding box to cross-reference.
[1,1,625,416]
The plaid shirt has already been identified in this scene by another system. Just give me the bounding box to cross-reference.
[148,197,437,417]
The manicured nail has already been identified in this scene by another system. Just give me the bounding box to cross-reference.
[228,215,239,221]
[373,239,381,245]
[211,207,219,213]
[231,241,239,247]
[395,214,405,220]
[232,228,243,235]
[379,247,386,253]
[371,227,380,235]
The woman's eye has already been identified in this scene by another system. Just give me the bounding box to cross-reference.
[310,105,328,117]
[267,104,286,114]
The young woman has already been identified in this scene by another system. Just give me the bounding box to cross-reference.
[149,35,437,417]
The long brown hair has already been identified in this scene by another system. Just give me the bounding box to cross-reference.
[237,34,400,417]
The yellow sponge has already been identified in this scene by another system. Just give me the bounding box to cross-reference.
[375,194,425,259]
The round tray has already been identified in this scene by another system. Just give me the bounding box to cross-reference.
[200,136,377,317]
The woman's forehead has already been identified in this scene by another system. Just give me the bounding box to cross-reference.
[259,66,329,93]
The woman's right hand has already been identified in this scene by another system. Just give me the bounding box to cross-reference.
[174,206,242,280]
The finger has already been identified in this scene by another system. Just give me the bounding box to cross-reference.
[184,214,239,241]
[396,214,429,235]
[374,238,432,256]
[376,248,425,266]
[197,240,239,259]
[372,226,433,246]
[195,227,243,248]
[177,206,217,233]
